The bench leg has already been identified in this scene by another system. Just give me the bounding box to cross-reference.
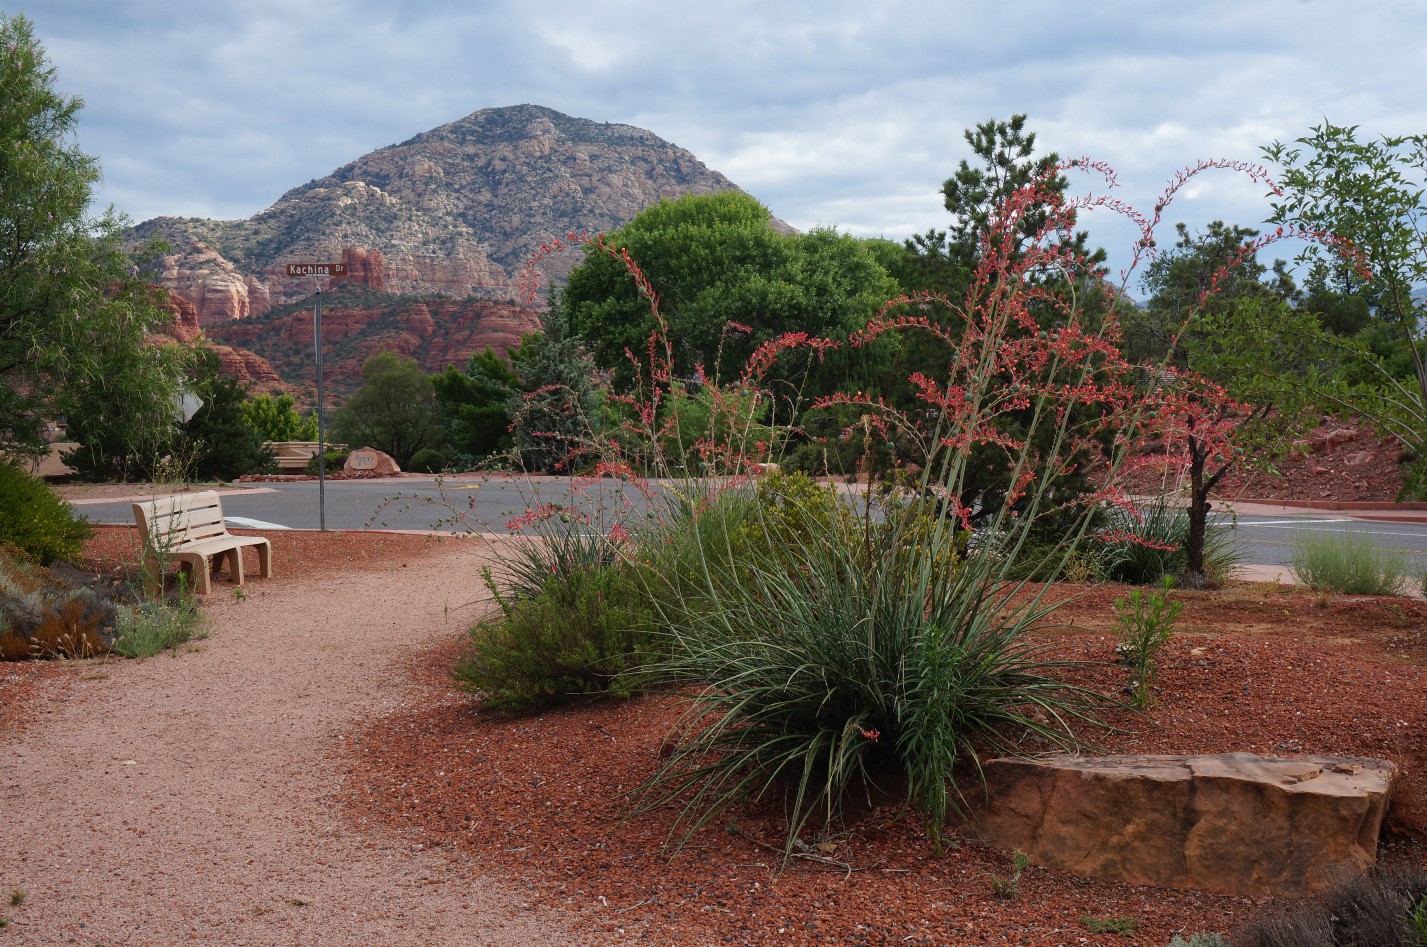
[254,541,272,580]
[228,547,246,586]
[176,557,213,596]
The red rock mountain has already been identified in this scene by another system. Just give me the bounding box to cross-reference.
[126,104,766,394]
[128,104,760,323]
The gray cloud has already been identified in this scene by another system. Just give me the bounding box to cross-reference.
[23,0,1427,280]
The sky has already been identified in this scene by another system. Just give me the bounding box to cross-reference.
[22,0,1427,287]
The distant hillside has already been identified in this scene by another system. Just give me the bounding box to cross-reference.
[128,104,771,326]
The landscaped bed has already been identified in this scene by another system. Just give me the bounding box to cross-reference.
[344,565,1427,945]
[6,526,1423,946]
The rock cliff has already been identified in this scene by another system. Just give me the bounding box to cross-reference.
[203,292,543,400]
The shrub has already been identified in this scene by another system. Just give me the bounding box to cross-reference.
[0,462,93,565]
[1167,936,1230,947]
[1096,500,1239,586]
[637,515,1108,852]
[1291,529,1414,596]
[1235,866,1427,947]
[304,451,348,475]
[407,448,446,474]
[112,598,208,658]
[1114,577,1182,708]
[455,561,655,711]
[0,542,138,660]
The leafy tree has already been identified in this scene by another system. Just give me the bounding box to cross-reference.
[1264,121,1427,458]
[432,345,522,464]
[508,312,600,475]
[0,14,187,464]
[330,351,440,467]
[179,351,274,481]
[241,393,318,442]
[560,192,896,393]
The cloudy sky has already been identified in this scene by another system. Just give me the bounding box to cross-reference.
[24,0,1427,284]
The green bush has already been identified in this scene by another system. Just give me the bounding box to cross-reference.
[1096,500,1239,586]
[455,562,655,711]
[304,451,348,475]
[0,462,93,565]
[406,448,446,474]
[637,509,1107,853]
[1291,529,1414,595]
[1167,935,1230,947]
[1114,577,1182,708]
[112,598,207,658]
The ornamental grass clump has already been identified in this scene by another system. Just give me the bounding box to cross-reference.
[1290,528,1415,596]
[1096,500,1240,587]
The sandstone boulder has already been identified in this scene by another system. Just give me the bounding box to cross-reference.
[968,753,1395,896]
[344,447,401,476]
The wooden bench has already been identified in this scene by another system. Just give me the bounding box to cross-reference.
[131,491,273,595]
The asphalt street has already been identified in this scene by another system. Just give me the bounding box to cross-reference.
[69,476,1427,573]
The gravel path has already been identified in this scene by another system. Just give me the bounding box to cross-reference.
[1,535,587,946]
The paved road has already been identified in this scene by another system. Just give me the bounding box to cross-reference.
[72,477,1427,572]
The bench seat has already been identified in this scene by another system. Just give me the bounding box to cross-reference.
[131,491,273,595]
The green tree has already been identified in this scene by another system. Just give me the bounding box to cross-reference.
[0,14,187,465]
[432,345,521,464]
[330,351,440,468]
[1264,121,1427,458]
[241,393,318,442]
[560,192,896,393]
[179,351,274,481]
[508,312,600,475]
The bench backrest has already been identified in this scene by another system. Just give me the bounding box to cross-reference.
[132,491,231,551]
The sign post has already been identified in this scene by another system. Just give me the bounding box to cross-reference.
[286,262,348,531]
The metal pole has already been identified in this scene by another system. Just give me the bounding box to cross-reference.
[315,285,326,531]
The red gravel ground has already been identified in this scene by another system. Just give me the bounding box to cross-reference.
[4,500,1425,945]
[343,579,1427,947]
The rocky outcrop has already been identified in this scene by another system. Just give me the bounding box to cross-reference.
[127,104,772,314]
[968,753,1396,896]
[155,291,290,394]
[204,296,542,398]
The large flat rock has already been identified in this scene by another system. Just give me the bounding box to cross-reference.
[968,753,1396,896]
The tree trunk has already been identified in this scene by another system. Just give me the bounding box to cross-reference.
[1183,445,1210,591]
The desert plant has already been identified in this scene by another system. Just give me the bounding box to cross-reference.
[1113,576,1182,708]
[112,595,207,659]
[1096,499,1239,586]
[1235,867,1427,947]
[1167,935,1230,947]
[991,851,1030,900]
[0,462,93,565]
[637,516,1111,852]
[455,561,654,710]
[1290,529,1414,596]
[1081,916,1139,936]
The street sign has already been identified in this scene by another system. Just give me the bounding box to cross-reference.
[286,262,348,276]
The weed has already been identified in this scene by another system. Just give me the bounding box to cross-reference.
[991,851,1029,900]
[232,585,246,603]
[1291,529,1414,596]
[288,897,311,907]
[1080,916,1138,936]
[7,889,21,906]
[1113,576,1182,708]
[1406,892,1427,946]
[112,598,208,659]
